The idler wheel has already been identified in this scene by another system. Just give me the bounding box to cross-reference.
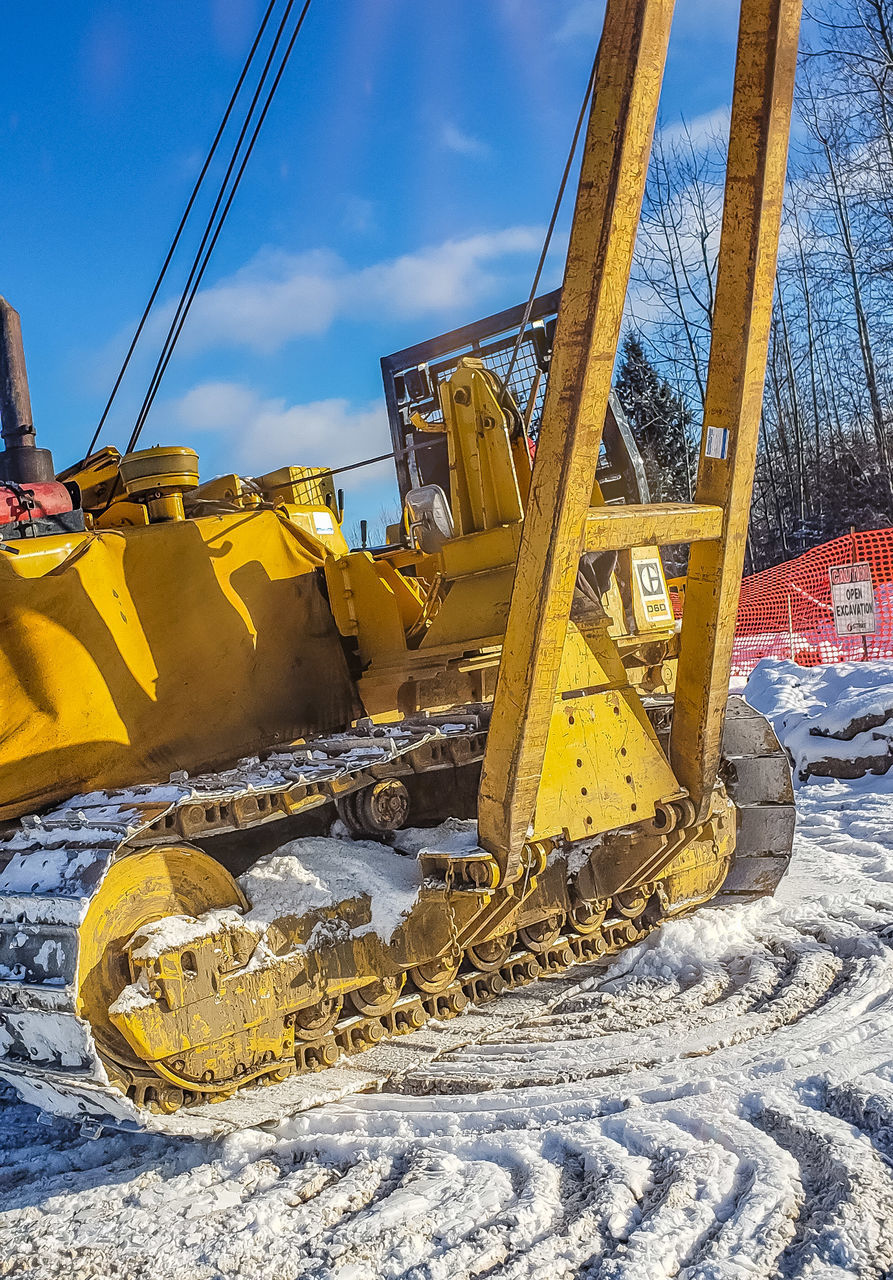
[157,1087,185,1115]
[77,845,247,1078]
[410,954,460,994]
[294,994,343,1041]
[519,913,563,953]
[466,933,514,972]
[349,972,406,1016]
[570,899,606,936]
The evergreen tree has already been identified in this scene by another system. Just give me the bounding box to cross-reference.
[615,331,695,504]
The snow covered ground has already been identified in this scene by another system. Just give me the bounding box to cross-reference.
[4,660,893,1278]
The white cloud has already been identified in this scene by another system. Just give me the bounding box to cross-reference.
[146,227,541,357]
[658,106,731,151]
[440,122,491,159]
[170,381,393,489]
[351,227,541,317]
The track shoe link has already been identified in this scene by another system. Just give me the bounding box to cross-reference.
[716,695,796,904]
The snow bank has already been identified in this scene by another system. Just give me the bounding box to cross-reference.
[746,657,893,780]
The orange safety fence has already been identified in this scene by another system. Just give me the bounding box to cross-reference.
[727,528,893,676]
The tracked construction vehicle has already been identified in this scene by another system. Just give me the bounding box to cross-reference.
[0,0,800,1132]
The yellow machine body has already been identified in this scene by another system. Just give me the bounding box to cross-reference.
[0,506,358,821]
[324,355,683,851]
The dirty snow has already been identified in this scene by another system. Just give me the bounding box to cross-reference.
[5,661,893,1276]
[241,835,423,942]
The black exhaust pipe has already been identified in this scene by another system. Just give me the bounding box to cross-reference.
[0,297,56,484]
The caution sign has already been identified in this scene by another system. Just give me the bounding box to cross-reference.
[829,561,876,636]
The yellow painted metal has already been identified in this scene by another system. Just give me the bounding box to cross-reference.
[584,502,723,551]
[257,465,337,510]
[0,509,358,821]
[102,809,732,1098]
[670,0,802,809]
[190,473,263,510]
[326,551,426,660]
[58,446,122,511]
[0,529,91,576]
[322,341,686,721]
[147,492,186,523]
[478,0,676,881]
[530,624,680,844]
[276,504,350,555]
[118,446,200,498]
[78,846,246,1071]
[419,569,514,651]
[628,547,676,630]
[436,523,521,578]
[323,359,530,716]
[96,500,150,528]
[439,359,525,535]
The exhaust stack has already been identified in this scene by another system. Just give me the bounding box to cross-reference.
[0,296,56,484]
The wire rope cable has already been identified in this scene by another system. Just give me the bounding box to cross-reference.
[84,0,279,460]
[126,0,313,455]
[503,51,598,395]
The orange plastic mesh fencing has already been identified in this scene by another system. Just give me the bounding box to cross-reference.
[730,528,893,676]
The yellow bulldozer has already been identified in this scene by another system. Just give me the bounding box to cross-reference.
[0,0,800,1130]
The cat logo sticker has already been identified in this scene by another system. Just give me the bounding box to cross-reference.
[633,554,673,624]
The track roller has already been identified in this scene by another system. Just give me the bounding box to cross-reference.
[349,973,406,1015]
[466,933,514,972]
[293,996,343,1041]
[410,954,460,993]
[338,780,410,836]
[519,914,563,952]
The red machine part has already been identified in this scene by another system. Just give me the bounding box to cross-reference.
[0,480,73,528]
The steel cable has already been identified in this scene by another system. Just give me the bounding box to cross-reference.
[84,0,279,460]
[503,51,598,395]
[127,0,313,455]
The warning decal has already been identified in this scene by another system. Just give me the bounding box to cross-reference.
[829,561,876,636]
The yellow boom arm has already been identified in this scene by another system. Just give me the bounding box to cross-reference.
[479,0,802,880]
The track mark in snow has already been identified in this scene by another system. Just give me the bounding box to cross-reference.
[752,1094,893,1278]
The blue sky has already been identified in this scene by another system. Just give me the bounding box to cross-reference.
[2,1,740,527]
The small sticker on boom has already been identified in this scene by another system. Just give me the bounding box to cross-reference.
[704,426,729,460]
[633,555,673,624]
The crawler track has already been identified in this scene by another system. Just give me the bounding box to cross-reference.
[0,699,793,1135]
